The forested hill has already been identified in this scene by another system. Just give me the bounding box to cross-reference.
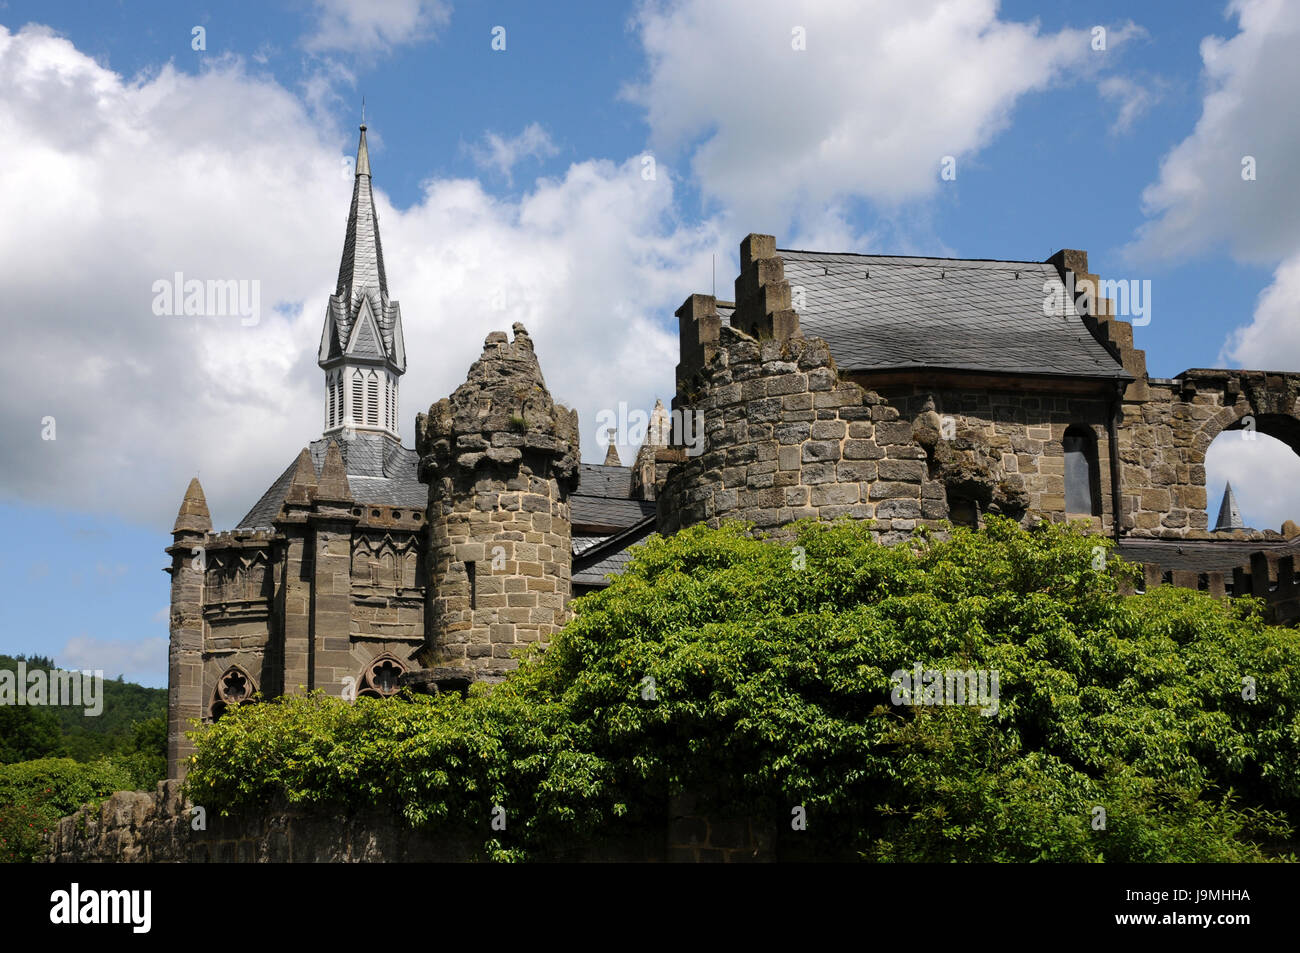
[0,654,166,763]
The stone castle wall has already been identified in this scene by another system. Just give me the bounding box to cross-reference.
[877,383,1116,533]
[47,783,776,863]
[1117,370,1300,538]
[659,327,929,541]
[660,236,1300,547]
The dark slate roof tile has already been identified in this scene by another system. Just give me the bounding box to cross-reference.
[235,432,423,530]
[576,463,633,498]
[777,249,1130,379]
[572,517,657,586]
[570,496,656,530]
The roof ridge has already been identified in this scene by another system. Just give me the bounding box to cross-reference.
[777,247,1050,266]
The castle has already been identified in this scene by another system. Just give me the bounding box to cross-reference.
[165,126,1300,778]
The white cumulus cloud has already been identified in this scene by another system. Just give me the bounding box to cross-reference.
[1205,431,1300,532]
[626,0,1112,239]
[465,122,561,183]
[301,0,451,55]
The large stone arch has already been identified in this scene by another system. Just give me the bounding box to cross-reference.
[1119,370,1300,538]
[1195,405,1300,462]
[1190,371,1300,460]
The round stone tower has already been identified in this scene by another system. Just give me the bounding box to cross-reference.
[416,323,580,676]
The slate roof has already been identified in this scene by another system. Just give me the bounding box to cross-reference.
[237,453,654,590]
[571,463,656,532]
[236,433,424,530]
[776,249,1130,380]
[567,464,658,586]
[1116,537,1300,573]
[573,516,657,587]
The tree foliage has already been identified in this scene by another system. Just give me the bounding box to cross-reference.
[185,518,1300,861]
[0,758,135,863]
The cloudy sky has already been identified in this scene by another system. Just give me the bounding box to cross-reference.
[1,0,1297,685]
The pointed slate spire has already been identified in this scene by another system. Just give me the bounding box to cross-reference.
[603,429,621,466]
[1214,481,1244,531]
[284,448,318,505]
[319,121,406,443]
[172,477,212,534]
[335,124,386,313]
[316,440,353,502]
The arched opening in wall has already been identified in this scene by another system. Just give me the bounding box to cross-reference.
[1205,420,1300,533]
[356,655,407,699]
[209,666,258,722]
[1062,425,1102,517]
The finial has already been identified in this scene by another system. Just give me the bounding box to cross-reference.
[603,430,621,467]
[360,94,366,130]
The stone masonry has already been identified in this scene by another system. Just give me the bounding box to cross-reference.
[659,234,1300,584]
[416,323,580,675]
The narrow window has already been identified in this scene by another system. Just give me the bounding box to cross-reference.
[351,373,364,426]
[366,373,380,426]
[327,375,336,427]
[466,560,477,609]
[1063,425,1102,516]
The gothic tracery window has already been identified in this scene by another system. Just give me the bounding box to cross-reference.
[209,666,258,722]
[356,655,406,699]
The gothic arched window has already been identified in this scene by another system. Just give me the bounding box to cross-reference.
[1063,424,1102,516]
[209,665,258,722]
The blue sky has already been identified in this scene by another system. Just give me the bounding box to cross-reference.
[0,0,1297,685]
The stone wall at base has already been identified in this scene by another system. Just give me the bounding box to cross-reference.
[47,784,782,863]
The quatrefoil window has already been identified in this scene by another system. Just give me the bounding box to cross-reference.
[210,666,258,722]
[357,656,406,699]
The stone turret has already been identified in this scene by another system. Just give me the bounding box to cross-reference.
[165,477,210,779]
[416,324,579,676]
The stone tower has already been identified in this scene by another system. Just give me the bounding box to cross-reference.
[165,477,211,777]
[416,324,580,675]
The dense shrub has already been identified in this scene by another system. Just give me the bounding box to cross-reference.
[186,518,1300,861]
[0,758,135,863]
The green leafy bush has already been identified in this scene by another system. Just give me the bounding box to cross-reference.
[186,518,1300,861]
[0,758,135,863]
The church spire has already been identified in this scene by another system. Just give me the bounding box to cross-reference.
[318,121,407,443]
[1214,481,1244,531]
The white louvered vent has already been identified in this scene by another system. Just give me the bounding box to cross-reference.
[366,373,379,426]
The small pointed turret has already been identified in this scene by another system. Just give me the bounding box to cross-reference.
[284,448,318,505]
[316,440,353,502]
[603,429,621,466]
[172,477,212,534]
[1214,481,1244,532]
